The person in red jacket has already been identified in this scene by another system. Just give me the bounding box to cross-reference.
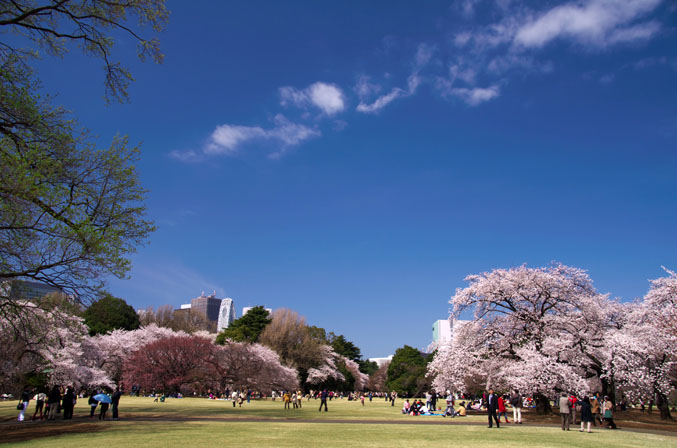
[497,395,510,423]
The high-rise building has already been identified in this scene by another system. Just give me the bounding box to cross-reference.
[217,298,236,332]
[1,280,64,302]
[432,319,452,346]
[242,306,272,316]
[190,292,222,323]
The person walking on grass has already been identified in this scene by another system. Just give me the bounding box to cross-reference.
[231,390,238,407]
[580,397,593,433]
[510,390,522,424]
[559,392,571,431]
[497,394,510,423]
[32,391,46,421]
[319,389,328,412]
[17,386,31,422]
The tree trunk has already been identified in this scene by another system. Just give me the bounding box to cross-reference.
[600,376,616,405]
[648,399,654,414]
[656,391,673,421]
[534,393,553,415]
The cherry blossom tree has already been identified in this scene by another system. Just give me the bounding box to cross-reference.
[430,263,620,413]
[0,299,113,391]
[306,346,345,386]
[211,341,298,392]
[605,268,677,420]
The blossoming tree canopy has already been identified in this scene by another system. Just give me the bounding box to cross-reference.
[430,263,626,413]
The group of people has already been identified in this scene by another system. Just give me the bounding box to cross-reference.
[485,389,524,427]
[558,392,617,432]
[282,390,304,409]
[16,385,121,422]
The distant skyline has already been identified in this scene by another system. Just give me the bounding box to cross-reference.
[32,0,677,357]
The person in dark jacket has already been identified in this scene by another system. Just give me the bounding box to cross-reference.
[47,386,61,420]
[579,396,593,433]
[112,388,122,420]
[319,389,328,412]
[486,389,500,428]
[88,393,99,418]
[18,386,31,422]
[62,386,75,419]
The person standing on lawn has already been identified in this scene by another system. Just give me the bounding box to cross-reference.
[319,389,328,412]
[88,392,99,418]
[487,389,500,428]
[603,397,617,429]
[32,391,46,421]
[559,392,571,431]
[62,386,75,420]
[112,388,122,420]
[580,397,593,433]
[590,395,601,426]
[47,386,61,420]
[510,390,522,424]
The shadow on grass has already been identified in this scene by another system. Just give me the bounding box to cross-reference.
[1,421,107,443]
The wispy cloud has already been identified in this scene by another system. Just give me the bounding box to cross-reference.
[442,85,501,106]
[206,114,320,155]
[170,115,320,162]
[121,260,227,309]
[356,43,434,114]
[280,82,346,116]
[513,0,662,49]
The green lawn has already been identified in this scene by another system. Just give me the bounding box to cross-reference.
[1,396,487,422]
[1,398,676,448]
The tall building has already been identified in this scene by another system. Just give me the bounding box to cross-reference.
[217,298,236,332]
[432,319,452,346]
[429,318,470,351]
[368,355,393,368]
[190,292,222,323]
[242,306,272,316]
[1,280,64,302]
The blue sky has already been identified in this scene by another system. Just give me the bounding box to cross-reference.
[32,0,676,357]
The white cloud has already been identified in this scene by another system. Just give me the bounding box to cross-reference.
[355,45,431,114]
[169,149,204,163]
[513,0,662,49]
[356,88,407,113]
[280,81,345,115]
[414,43,436,69]
[457,0,483,19]
[447,85,501,106]
[207,125,266,154]
[205,115,319,155]
[454,31,473,47]
[354,75,382,100]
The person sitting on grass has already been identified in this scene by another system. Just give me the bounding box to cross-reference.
[402,399,411,414]
[410,400,421,416]
[456,402,466,416]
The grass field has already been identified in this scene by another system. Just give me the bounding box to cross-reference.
[1,397,676,447]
